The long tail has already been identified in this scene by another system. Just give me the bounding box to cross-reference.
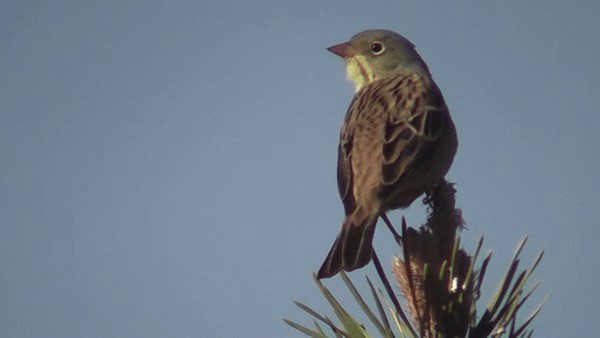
[317,214,378,279]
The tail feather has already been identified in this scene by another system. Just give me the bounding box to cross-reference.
[317,215,378,279]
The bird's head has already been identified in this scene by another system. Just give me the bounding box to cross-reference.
[328,29,430,91]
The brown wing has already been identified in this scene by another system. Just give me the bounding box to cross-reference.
[378,74,448,196]
[336,93,365,215]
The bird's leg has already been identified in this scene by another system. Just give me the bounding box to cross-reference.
[381,212,402,244]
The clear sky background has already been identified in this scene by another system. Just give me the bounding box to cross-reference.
[1,1,599,337]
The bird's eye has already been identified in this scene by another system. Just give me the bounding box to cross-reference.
[370,42,385,55]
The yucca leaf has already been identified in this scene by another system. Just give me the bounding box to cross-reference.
[313,273,370,337]
[464,236,484,292]
[313,320,328,337]
[283,318,328,337]
[373,249,416,337]
[512,282,541,317]
[340,272,390,337]
[485,255,520,317]
[506,251,544,309]
[512,294,550,336]
[438,259,448,281]
[293,300,341,333]
[477,252,493,293]
[449,236,461,275]
[366,275,395,337]
[378,289,417,338]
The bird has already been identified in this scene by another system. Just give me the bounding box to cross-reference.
[317,29,458,279]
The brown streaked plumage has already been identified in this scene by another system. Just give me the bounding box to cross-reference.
[317,30,458,279]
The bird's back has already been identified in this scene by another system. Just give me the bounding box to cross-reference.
[339,71,457,213]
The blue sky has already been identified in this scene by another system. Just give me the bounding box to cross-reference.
[1,1,599,337]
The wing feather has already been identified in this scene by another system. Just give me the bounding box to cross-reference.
[337,73,449,211]
[337,95,360,215]
[379,75,447,194]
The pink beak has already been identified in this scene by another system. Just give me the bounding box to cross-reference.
[327,42,355,58]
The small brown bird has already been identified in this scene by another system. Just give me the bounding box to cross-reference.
[317,30,458,279]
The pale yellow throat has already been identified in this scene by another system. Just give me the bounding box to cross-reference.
[345,55,376,92]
